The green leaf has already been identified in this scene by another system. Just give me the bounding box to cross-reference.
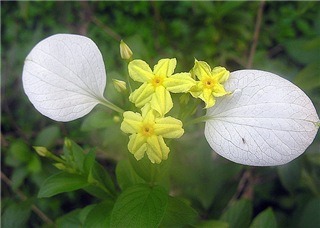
[79,204,97,225]
[81,111,115,131]
[116,160,144,191]
[83,149,96,174]
[38,172,89,198]
[83,160,116,199]
[171,137,242,210]
[9,140,31,163]
[129,154,170,183]
[27,155,41,173]
[63,138,86,172]
[88,162,116,197]
[1,200,32,228]
[11,167,28,190]
[56,209,82,228]
[249,208,277,228]
[196,220,229,228]
[284,37,320,65]
[220,199,252,228]
[161,196,198,227]
[294,62,320,91]
[34,125,60,148]
[298,198,320,228]
[83,185,112,200]
[110,184,168,228]
[277,159,302,193]
[83,200,114,228]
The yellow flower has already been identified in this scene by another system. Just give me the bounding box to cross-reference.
[120,105,184,164]
[190,60,230,108]
[128,58,196,116]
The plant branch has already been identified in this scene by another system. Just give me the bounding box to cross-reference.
[1,171,54,225]
[247,0,265,68]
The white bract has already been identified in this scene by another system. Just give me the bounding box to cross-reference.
[22,34,106,121]
[205,70,319,166]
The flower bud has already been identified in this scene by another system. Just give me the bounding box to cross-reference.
[53,163,67,170]
[33,146,51,157]
[120,40,133,60]
[64,138,72,149]
[113,115,121,123]
[113,79,127,93]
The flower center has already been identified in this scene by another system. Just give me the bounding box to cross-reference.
[141,123,154,137]
[203,78,216,89]
[152,76,164,88]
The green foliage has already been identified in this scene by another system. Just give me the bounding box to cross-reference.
[115,160,145,191]
[220,199,252,228]
[298,198,320,228]
[2,1,319,227]
[110,184,168,228]
[83,200,114,227]
[1,200,32,228]
[249,208,277,228]
[38,172,90,198]
[161,196,198,227]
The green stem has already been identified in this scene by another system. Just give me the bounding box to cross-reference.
[126,69,133,94]
[184,115,212,127]
[99,98,124,114]
[48,154,66,164]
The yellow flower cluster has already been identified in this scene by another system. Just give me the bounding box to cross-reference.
[121,57,230,163]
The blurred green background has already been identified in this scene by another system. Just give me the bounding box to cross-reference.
[1,1,320,227]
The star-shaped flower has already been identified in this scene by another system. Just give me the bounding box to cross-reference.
[128,58,196,116]
[190,60,230,108]
[120,105,184,163]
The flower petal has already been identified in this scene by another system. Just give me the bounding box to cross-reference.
[164,73,196,93]
[212,66,230,83]
[129,83,155,107]
[153,58,177,78]
[212,83,228,97]
[121,111,143,134]
[154,117,184,138]
[22,34,106,122]
[193,60,212,80]
[146,135,169,163]
[199,88,216,108]
[128,134,147,160]
[150,86,173,116]
[205,69,320,166]
[189,82,203,98]
[128,60,154,83]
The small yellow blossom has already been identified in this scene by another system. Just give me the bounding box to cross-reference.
[128,58,196,116]
[190,60,230,108]
[120,104,184,163]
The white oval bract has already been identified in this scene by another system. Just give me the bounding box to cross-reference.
[205,70,319,166]
[22,34,107,122]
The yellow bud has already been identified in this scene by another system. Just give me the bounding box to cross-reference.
[33,146,51,157]
[120,40,133,60]
[112,79,127,93]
